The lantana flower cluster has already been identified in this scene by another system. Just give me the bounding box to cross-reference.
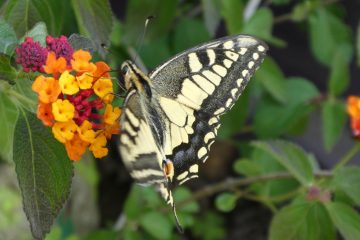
[347,96,360,139]
[16,35,121,161]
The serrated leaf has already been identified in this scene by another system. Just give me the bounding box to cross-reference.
[328,44,352,96]
[0,90,18,162]
[215,192,237,212]
[321,99,346,151]
[243,8,285,47]
[221,0,244,34]
[333,167,360,205]
[252,140,314,186]
[71,0,113,58]
[254,77,318,138]
[123,0,176,44]
[202,0,221,36]
[140,212,172,240]
[22,22,48,46]
[1,0,63,37]
[309,8,352,66]
[0,18,17,55]
[173,18,210,53]
[325,202,360,240]
[270,203,335,240]
[0,53,17,83]
[13,109,73,239]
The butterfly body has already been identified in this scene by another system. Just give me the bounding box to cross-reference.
[119,35,268,209]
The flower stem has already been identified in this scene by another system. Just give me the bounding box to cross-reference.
[334,142,360,171]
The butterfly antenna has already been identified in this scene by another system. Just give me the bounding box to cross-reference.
[133,16,155,65]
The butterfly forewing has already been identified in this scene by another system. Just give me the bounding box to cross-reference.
[148,35,267,186]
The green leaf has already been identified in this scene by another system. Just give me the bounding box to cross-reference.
[309,8,352,66]
[215,192,237,212]
[123,185,143,220]
[140,35,171,70]
[270,203,335,240]
[13,109,73,240]
[202,0,221,36]
[140,212,172,240]
[325,202,360,240]
[254,77,318,138]
[0,18,17,55]
[321,99,346,151]
[218,86,249,139]
[192,212,225,240]
[13,73,37,112]
[71,0,113,58]
[233,158,262,176]
[0,53,17,83]
[253,57,286,103]
[243,8,285,47]
[22,22,48,46]
[272,0,291,5]
[1,0,64,37]
[333,167,360,205]
[252,140,314,186]
[221,0,244,34]
[173,187,199,213]
[0,90,18,162]
[123,0,177,44]
[84,230,118,240]
[328,44,352,96]
[173,18,210,53]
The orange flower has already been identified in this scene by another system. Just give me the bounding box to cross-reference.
[93,78,114,103]
[52,99,75,122]
[103,122,120,139]
[347,96,360,118]
[52,120,77,143]
[93,61,111,80]
[103,104,121,125]
[89,134,108,158]
[65,133,89,161]
[37,102,54,126]
[32,75,61,103]
[44,52,67,77]
[77,120,96,143]
[71,50,96,73]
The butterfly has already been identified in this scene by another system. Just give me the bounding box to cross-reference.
[118,34,267,230]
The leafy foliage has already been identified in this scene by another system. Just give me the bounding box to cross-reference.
[0,0,359,239]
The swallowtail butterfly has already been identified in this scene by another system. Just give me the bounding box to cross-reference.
[118,35,268,229]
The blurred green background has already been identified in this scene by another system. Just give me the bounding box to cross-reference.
[1,0,360,239]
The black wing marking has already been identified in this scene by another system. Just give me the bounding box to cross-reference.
[149,35,268,186]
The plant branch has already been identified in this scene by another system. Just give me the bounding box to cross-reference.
[173,170,332,210]
[334,142,360,170]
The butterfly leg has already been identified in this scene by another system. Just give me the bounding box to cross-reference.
[162,159,183,233]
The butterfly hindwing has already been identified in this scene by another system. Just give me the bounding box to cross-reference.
[149,35,268,186]
[119,89,166,185]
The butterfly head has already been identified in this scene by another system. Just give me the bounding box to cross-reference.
[120,60,152,98]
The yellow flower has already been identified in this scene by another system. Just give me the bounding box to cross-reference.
[93,78,114,103]
[103,104,121,125]
[77,72,94,89]
[59,70,79,95]
[78,120,96,143]
[52,120,77,143]
[52,99,75,122]
[89,134,108,158]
